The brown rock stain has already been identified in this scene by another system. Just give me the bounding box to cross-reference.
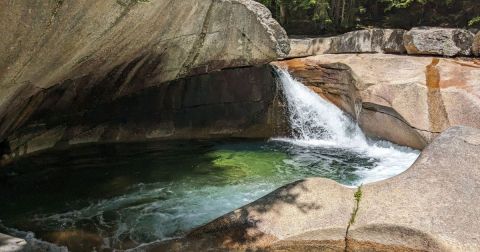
[425,58,450,133]
[439,59,480,91]
[273,58,310,70]
[403,34,420,54]
[426,58,440,89]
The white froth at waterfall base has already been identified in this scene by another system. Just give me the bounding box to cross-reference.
[272,68,419,185]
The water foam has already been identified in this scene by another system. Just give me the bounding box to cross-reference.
[273,68,419,185]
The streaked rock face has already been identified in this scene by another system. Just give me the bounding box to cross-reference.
[404,27,474,56]
[0,0,289,154]
[287,29,406,58]
[1,65,288,160]
[273,54,480,149]
[288,27,479,59]
[473,31,480,57]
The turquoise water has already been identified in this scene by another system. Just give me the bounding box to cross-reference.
[0,139,408,251]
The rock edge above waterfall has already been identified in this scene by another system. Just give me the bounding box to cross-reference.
[287,27,478,58]
[133,126,480,252]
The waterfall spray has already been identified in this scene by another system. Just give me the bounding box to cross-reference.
[273,67,419,184]
[274,67,368,148]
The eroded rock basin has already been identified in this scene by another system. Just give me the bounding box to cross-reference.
[145,126,480,252]
[0,137,418,251]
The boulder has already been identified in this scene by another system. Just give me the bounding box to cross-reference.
[473,32,480,57]
[348,126,480,251]
[286,29,406,58]
[0,0,289,150]
[0,233,28,252]
[273,54,480,149]
[328,29,407,54]
[288,38,318,58]
[404,27,474,56]
[0,233,67,252]
[137,126,480,251]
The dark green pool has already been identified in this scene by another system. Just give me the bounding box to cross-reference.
[0,139,417,251]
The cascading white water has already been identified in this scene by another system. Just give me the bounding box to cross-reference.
[273,68,419,184]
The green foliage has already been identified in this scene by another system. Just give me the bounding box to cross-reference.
[345,184,362,244]
[381,0,454,11]
[256,0,480,34]
[469,16,480,27]
[381,0,416,11]
[258,0,318,11]
[257,0,363,31]
[349,185,362,225]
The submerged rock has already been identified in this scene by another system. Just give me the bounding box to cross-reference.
[0,233,27,251]
[0,233,67,252]
[140,126,480,251]
[404,27,474,56]
[273,54,480,149]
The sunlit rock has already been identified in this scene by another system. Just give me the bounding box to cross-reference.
[404,27,474,56]
[287,29,406,58]
[273,54,480,149]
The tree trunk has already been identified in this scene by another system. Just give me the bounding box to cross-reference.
[314,0,331,30]
[278,1,287,25]
[330,0,342,28]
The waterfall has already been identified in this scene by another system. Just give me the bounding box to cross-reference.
[273,68,419,184]
[275,67,368,148]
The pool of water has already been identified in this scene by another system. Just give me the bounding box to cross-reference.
[0,139,417,251]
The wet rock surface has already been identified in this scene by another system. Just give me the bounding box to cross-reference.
[273,54,480,149]
[0,233,67,252]
[0,233,27,252]
[138,126,480,252]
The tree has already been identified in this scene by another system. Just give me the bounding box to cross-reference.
[256,0,480,34]
[258,0,361,31]
[257,0,318,25]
